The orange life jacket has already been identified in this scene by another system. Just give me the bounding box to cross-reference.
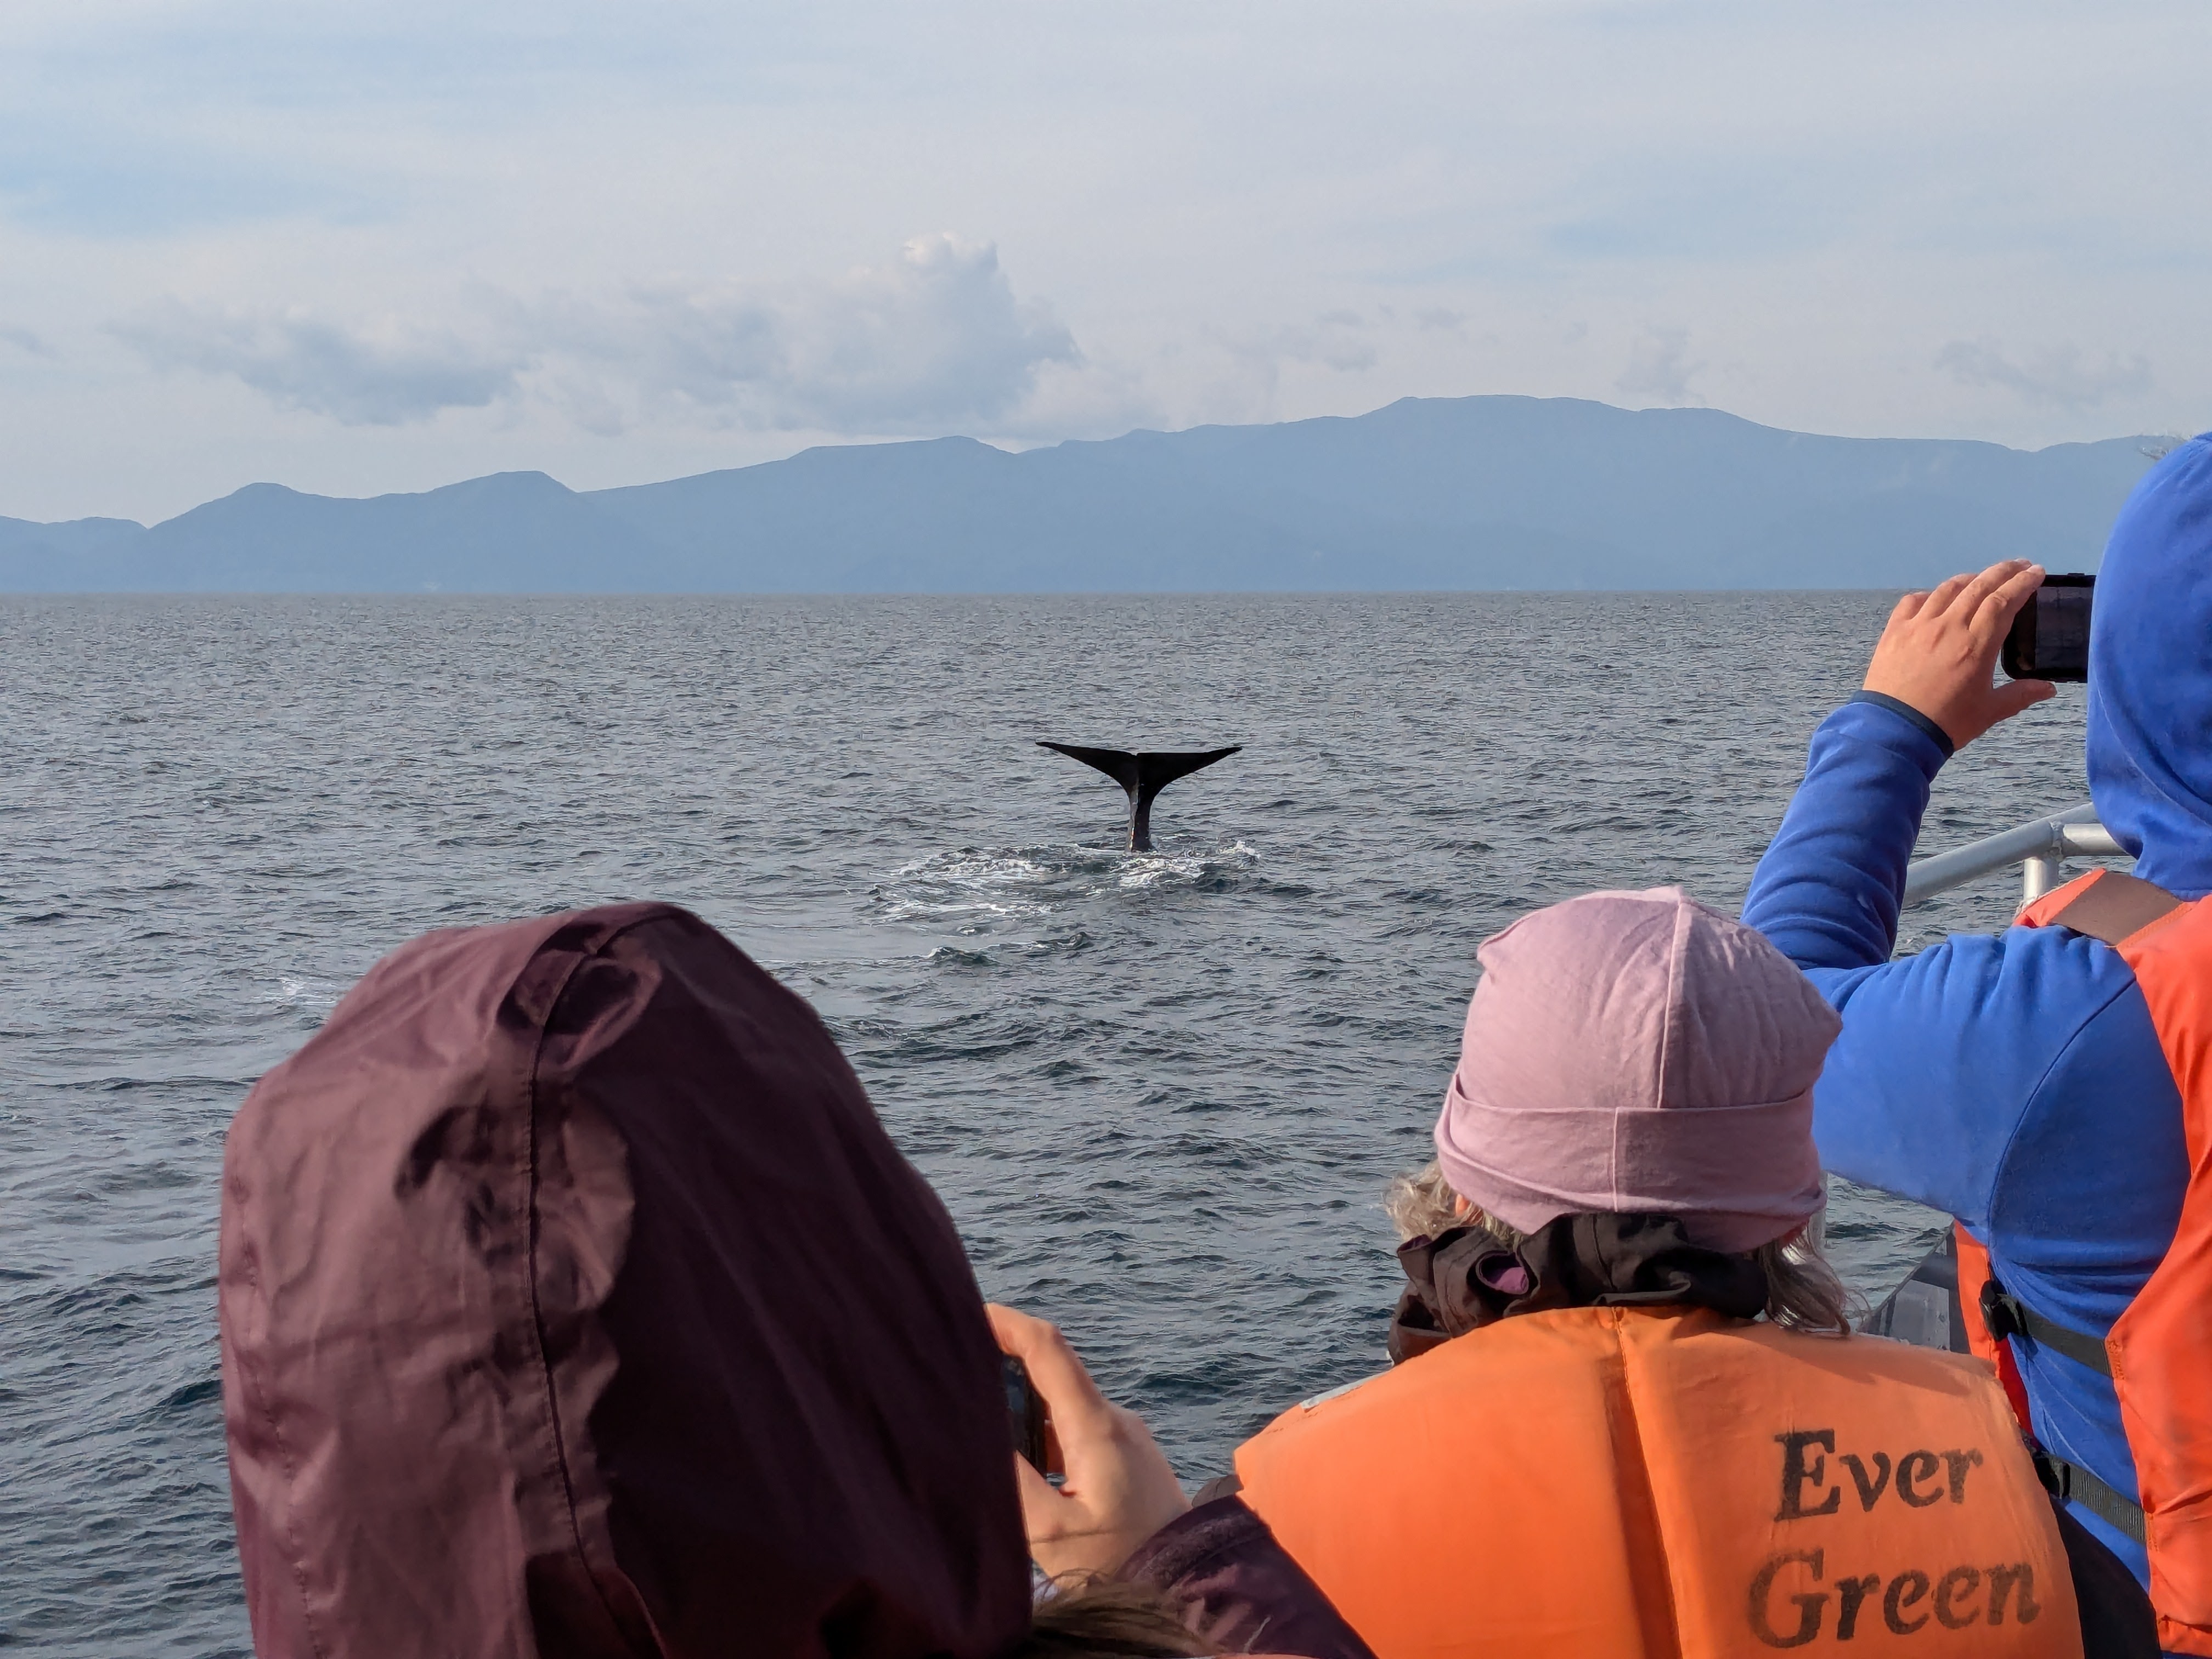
[1954,866,2212,1656]
[1235,1304,2079,1658]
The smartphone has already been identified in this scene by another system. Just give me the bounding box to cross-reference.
[1002,1355,1049,1472]
[2001,572,2094,684]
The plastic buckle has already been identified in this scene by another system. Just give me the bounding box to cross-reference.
[1979,1277,2026,1342]
[2030,1447,2071,1500]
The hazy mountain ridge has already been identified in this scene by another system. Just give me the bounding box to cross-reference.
[0,396,2158,592]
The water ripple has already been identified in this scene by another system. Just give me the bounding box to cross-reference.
[0,591,2097,1654]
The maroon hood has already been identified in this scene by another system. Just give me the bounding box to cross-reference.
[219,903,1031,1658]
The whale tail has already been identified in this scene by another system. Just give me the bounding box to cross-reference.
[1038,742,1242,851]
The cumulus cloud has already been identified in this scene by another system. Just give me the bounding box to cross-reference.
[1616,326,1702,405]
[113,301,525,424]
[1286,311,1379,373]
[1208,310,1379,403]
[541,233,1078,432]
[111,234,1079,436]
[1936,337,2153,411]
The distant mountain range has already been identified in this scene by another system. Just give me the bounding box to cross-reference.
[0,396,2158,592]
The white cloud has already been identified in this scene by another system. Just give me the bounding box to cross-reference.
[113,301,524,424]
[1286,312,1379,374]
[110,234,1080,436]
[1,3,2208,519]
[1616,326,1703,406]
[1186,311,1385,424]
[537,233,1079,434]
[1935,337,2153,411]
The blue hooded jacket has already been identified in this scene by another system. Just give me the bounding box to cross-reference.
[1742,433,2212,1589]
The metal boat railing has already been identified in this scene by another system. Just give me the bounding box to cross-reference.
[1901,803,2128,908]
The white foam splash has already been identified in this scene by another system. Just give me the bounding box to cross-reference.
[874,839,1260,924]
[263,975,346,1015]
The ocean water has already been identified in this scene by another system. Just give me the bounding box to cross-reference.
[1,592,2107,1654]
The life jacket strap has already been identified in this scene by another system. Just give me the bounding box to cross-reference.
[2039,866,2183,945]
[2034,1447,2148,1545]
[1979,1274,2117,1377]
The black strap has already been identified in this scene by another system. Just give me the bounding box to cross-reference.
[2035,1448,2148,1545]
[1982,1277,2149,1542]
[1979,1276,2115,1377]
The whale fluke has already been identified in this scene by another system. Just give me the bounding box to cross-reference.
[1038,742,1242,851]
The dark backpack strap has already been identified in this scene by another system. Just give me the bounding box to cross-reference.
[2044,868,2183,946]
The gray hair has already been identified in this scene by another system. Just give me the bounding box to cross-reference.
[1385,1160,1855,1337]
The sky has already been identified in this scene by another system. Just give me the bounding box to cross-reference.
[1,1,2207,525]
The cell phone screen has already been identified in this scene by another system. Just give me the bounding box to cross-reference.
[1002,1355,1049,1472]
[2001,573,2094,684]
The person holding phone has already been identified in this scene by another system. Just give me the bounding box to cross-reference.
[216,901,1363,1659]
[1741,433,2212,1656]
[988,1305,1375,1659]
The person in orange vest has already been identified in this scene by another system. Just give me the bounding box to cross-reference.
[1745,444,2212,1659]
[1137,889,2155,1658]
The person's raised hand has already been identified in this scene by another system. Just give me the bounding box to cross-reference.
[985,1303,1190,1581]
[1862,559,2058,749]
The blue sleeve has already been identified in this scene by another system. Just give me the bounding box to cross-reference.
[1748,701,2190,1543]
[1742,698,1949,971]
[1740,701,2132,1227]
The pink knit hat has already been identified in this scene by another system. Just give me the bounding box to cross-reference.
[1433,887,1839,1254]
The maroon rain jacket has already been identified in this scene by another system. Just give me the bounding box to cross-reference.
[218,903,1032,1658]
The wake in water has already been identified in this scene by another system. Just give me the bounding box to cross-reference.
[260,974,349,1017]
[872,839,1266,931]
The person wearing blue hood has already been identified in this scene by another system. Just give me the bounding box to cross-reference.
[1743,431,2212,1659]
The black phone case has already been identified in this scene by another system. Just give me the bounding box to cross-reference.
[2001,572,2095,684]
[1002,1355,1049,1471]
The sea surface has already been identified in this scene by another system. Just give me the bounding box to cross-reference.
[1,592,2111,1654]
